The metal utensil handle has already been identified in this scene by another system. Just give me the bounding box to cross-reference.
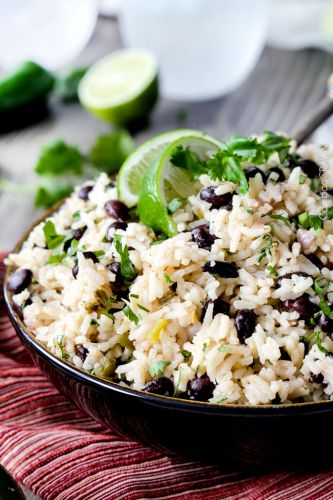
[291,74,333,145]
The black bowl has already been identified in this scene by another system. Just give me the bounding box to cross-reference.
[4,207,333,466]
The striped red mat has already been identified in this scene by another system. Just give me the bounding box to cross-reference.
[0,252,332,500]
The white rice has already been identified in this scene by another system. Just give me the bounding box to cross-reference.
[6,142,333,405]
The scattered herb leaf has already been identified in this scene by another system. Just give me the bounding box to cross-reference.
[90,130,134,173]
[123,305,139,325]
[113,234,137,282]
[149,360,171,377]
[35,140,84,176]
[43,220,65,249]
[163,273,173,284]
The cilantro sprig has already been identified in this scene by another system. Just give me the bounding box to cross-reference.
[170,131,291,196]
[43,220,65,249]
[113,234,137,283]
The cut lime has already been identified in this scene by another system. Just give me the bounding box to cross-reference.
[78,49,158,126]
[118,129,221,207]
[138,135,220,236]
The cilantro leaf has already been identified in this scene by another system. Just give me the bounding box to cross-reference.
[35,140,83,176]
[182,350,191,360]
[298,213,322,231]
[208,154,248,195]
[267,265,278,277]
[47,253,67,264]
[43,220,65,249]
[208,395,227,403]
[55,66,88,102]
[223,135,263,163]
[123,305,139,324]
[113,234,137,282]
[90,131,134,174]
[149,360,171,377]
[218,344,230,352]
[163,273,173,284]
[260,131,291,162]
[170,145,208,179]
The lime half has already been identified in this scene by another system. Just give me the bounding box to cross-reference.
[138,135,220,236]
[118,129,220,207]
[78,49,158,126]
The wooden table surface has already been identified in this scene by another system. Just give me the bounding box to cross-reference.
[1,15,333,253]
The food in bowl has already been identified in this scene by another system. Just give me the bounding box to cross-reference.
[6,130,333,405]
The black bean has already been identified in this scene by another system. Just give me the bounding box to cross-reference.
[327,190,333,197]
[201,297,230,321]
[203,261,239,278]
[78,185,93,200]
[106,222,127,243]
[298,159,320,178]
[72,252,98,279]
[8,269,33,294]
[63,238,72,253]
[72,226,87,241]
[187,374,215,401]
[235,309,257,343]
[310,372,324,384]
[245,167,266,183]
[281,294,319,321]
[107,262,122,285]
[105,200,129,221]
[284,154,300,169]
[143,377,174,396]
[83,251,99,263]
[276,272,309,287]
[266,167,285,182]
[280,348,291,361]
[72,264,79,279]
[271,395,282,405]
[191,225,215,250]
[318,313,333,335]
[76,345,89,362]
[304,253,324,271]
[199,187,234,210]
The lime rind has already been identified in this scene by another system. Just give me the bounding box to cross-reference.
[138,134,221,237]
[118,129,221,207]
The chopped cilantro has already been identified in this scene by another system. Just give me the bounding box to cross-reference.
[310,177,321,193]
[267,265,278,277]
[319,299,333,319]
[299,175,306,185]
[203,342,207,352]
[93,250,105,258]
[123,305,139,325]
[43,220,65,249]
[176,108,188,122]
[129,294,139,299]
[31,279,39,285]
[298,212,322,231]
[163,273,173,284]
[247,208,254,215]
[35,140,83,176]
[113,234,137,282]
[90,319,99,325]
[137,303,149,313]
[313,276,329,296]
[167,197,185,214]
[208,395,227,404]
[47,253,67,264]
[257,234,274,263]
[72,211,81,222]
[270,214,291,225]
[170,145,208,180]
[149,360,171,377]
[182,350,191,360]
[218,344,230,352]
[54,335,69,359]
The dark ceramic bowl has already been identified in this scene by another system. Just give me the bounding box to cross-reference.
[4,206,333,466]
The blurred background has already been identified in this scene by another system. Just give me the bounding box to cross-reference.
[1,0,333,251]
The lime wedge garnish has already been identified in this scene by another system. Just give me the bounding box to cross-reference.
[138,135,221,236]
[78,49,158,126]
[118,129,219,207]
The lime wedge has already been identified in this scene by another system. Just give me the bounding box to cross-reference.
[78,49,158,126]
[138,135,220,236]
[118,129,220,207]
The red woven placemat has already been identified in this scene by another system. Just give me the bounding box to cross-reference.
[0,252,331,500]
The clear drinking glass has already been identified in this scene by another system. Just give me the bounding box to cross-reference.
[119,0,268,101]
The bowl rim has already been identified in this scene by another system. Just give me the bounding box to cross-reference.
[4,200,333,415]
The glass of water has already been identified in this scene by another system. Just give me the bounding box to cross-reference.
[119,0,268,101]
